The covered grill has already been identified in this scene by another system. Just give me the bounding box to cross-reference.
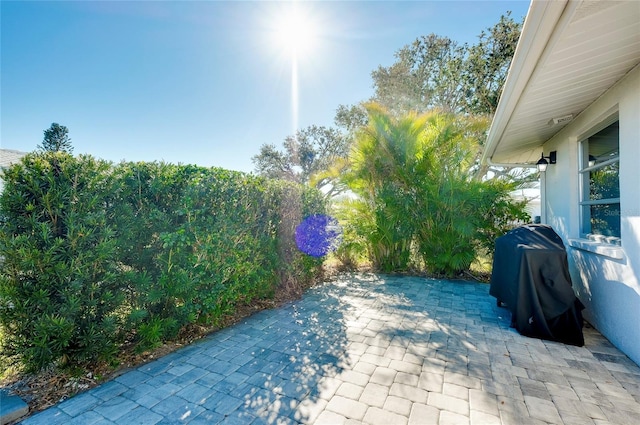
[490,224,584,346]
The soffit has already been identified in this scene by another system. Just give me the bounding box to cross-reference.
[487,0,640,164]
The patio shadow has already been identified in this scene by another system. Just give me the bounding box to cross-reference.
[219,279,355,423]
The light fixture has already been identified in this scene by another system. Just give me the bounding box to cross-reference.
[548,114,573,126]
[536,151,557,172]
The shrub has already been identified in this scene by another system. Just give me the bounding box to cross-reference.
[0,153,122,371]
[264,180,326,296]
[0,155,326,369]
[339,104,529,276]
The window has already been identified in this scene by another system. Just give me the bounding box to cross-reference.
[579,120,620,240]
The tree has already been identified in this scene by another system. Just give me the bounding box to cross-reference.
[334,104,368,135]
[463,13,523,115]
[370,12,522,116]
[252,125,349,196]
[39,122,73,153]
[338,104,529,275]
[252,143,293,181]
[372,34,466,115]
[367,13,523,182]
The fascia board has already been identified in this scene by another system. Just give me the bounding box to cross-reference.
[482,0,569,164]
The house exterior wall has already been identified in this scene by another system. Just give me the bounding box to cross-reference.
[540,65,640,365]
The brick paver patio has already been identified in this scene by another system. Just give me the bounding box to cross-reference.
[17,273,640,424]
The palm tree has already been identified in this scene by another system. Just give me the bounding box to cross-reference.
[339,103,527,275]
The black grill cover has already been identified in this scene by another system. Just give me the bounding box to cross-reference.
[490,225,584,346]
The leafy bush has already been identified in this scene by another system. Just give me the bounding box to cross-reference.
[339,104,529,276]
[330,199,370,269]
[0,155,326,369]
[0,152,122,371]
[264,180,326,296]
[108,163,219,347]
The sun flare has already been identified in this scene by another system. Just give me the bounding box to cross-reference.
[264,2,324,135]
[272,7,317,59]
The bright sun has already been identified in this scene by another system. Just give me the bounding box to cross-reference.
[265,2,323,135]
[272,7,317,59]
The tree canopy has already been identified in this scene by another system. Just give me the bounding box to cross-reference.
[251,125,349,195]
[371,12,522,116]
[39,122,73,153]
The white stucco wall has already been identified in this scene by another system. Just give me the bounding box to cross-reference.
[540,65,640,365]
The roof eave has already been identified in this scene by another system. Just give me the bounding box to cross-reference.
[482,0,569,166]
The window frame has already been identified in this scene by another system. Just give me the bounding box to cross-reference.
[578,118,620,242]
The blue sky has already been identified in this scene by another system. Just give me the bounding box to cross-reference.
[1,0,530,173]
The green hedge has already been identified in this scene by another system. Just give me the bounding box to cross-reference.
[0,152,325,371]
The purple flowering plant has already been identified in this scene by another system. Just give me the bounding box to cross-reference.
[295,214,342,258]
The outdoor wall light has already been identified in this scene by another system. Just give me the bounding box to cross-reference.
[536,151,557,172]
[548,114,573,126]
